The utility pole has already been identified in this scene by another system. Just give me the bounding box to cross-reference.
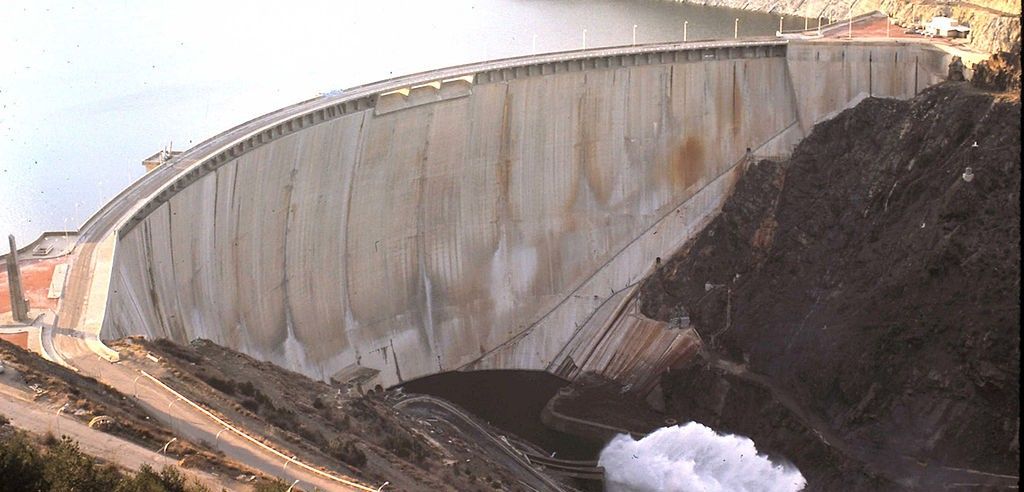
[5,235,29,322]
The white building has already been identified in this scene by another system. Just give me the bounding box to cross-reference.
[924,16,971,38]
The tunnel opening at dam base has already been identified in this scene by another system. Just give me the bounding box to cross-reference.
[399,370,606,460]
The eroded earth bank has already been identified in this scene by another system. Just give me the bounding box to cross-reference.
[634,73,1020,488]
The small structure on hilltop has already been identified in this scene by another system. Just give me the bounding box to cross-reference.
[142,146,182,173]
[924,16,971,38]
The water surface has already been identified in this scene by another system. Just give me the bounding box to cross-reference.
[0,0,810,252]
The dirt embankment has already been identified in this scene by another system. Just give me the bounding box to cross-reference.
[0,340,249,480]
[639,78,1019,488]
[127,338,547,492]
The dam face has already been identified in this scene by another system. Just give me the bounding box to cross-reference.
[102,41,952,388]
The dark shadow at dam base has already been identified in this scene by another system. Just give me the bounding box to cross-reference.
[400,369,606,460]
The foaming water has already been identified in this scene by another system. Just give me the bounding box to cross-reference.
[599,422,806,492]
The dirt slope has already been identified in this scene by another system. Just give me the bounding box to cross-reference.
[639,80,1019,488]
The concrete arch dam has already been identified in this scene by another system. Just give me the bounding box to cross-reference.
[101,40,953,389]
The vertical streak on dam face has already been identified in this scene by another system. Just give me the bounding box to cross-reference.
[103,42,955,388]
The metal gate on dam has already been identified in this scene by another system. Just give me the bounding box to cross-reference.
[101,40,954,389]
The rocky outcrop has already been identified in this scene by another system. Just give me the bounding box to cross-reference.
[971,49,1022,91]
[640,81,1020,487]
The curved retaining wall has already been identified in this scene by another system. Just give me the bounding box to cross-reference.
[102,41,952,387]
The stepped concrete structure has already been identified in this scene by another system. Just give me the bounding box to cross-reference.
[92,39,955,389]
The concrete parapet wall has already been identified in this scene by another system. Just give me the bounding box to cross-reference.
[102,41,954,387]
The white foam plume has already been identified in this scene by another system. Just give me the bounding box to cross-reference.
[598,422,806,492]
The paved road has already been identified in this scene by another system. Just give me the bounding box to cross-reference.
[394,394,567,492]
[60,349,376,492]
[0,387,235,490]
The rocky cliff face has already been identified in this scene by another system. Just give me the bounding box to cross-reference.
[639,78,1020,488]
[878,0,1021,54]
[671,0,1021,53]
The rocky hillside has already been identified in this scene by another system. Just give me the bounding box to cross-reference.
[639,74,1019,488]
[671,0,1021,54]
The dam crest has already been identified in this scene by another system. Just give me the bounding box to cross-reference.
[101,39,955,389]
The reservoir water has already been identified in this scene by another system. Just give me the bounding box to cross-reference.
[0,0,810,252]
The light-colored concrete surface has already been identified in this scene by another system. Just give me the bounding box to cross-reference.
[47,264,68,299]
[99,40,956,390]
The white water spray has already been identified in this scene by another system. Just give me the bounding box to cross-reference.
[598,422,806,492]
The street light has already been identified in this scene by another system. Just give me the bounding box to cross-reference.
[734,18,739,39]
[283,455,297,472]
[377,482,390,492]
[632,24,637,45]
[167,397,182,433]
[159,437,177,454]
[55,403,69,437]
[285,479,300,492]
[215,428,228,446]
[683,21,688,42]
[583,28,587,49]
[779,16,784,33]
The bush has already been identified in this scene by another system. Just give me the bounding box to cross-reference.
[237,381,256,397]
[1,431,208,492]
[327,438,367,468]
[43,436,122,491]
[201,375,236,396]
[253,479,290,492]
[116,464,209,492]
[0,430,46,491]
